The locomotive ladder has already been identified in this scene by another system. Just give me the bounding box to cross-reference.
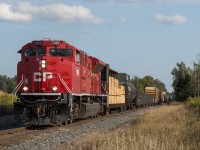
[58,74,72,93]
[12,75,24,103]
[58,74,73,118]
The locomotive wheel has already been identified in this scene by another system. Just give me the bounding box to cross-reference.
[131,105,134,110]
[68,119,73,124]
[106,109,110,115]
[123,106,126,111]
[62,121,67,125]
[68,117,73,124]
[120,106,123,112]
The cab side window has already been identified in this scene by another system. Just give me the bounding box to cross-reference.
[76,50,80,64]
[50,48,73,57]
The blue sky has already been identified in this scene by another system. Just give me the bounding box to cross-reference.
[0,0,200,92]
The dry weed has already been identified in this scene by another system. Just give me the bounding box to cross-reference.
[77,104,200,150]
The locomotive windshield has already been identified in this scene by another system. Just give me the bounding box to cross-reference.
[24,48,45,57]
[50,48,73,57]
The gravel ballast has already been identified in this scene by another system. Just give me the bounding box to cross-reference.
[0,106,156,150]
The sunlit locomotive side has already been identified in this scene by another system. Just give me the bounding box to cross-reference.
[14,39,162,126]
[14,40,107,125]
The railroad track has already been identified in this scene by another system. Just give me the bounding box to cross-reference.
[0,124,62,148]
[0,105,159,149]
[0,127,25,137]
[0,127,31,146]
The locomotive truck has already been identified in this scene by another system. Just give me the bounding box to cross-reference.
[14,39,160,126]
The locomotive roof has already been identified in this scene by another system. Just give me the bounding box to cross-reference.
[18,40,77,53]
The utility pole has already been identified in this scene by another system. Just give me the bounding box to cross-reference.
[194,63,200,97]
[198,78,199,97]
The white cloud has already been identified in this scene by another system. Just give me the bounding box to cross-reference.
[118,17,127,23]
[0,3,31,23]
[154,13,187,26]
[15,2,103,24]
[105,16,127,25]
[0,2,105,24]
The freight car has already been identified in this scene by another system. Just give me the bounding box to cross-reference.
[13,39,159,126]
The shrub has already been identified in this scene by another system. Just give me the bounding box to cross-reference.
[0,94,16,116]
[186,97,200,107]
[0,94,16,105]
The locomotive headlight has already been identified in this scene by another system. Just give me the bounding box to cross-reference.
[52,86,58,92]
[41,60,46,69]
[41,64,46,68]
[41,60,46,64]
[23,86,29,92]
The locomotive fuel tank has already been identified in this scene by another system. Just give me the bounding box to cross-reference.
[124,82,137,104]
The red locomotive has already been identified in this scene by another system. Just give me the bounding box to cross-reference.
[14,39,161,126]
[14,40,110,125]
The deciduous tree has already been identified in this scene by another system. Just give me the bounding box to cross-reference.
[0,75,16,94]
[171,62,191,101]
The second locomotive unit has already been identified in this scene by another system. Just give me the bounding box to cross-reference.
[14,40,159,125]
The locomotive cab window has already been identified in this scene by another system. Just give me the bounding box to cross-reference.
[76,50,80,64]
[24,48,45,57]
[50,48,73,57]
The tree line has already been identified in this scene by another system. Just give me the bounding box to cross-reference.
[131,75,167,93]
[171,54,200,101]
[0,75,16,94]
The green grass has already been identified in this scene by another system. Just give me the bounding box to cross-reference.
[0,94,14,105]
[0,94,15,116]
[77,104,200,150]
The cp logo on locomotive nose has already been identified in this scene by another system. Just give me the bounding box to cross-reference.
[33,72,53,82]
